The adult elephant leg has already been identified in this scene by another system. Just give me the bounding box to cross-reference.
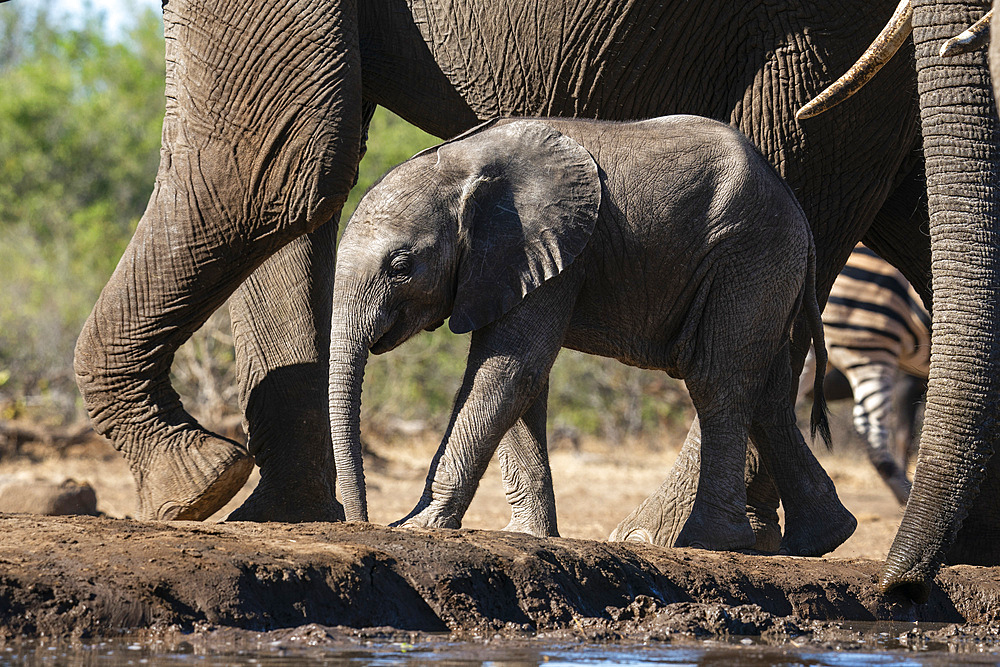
[862,158,932,307]
[609,417,701,546]
[882,0,1000,599]
[944,453,1000,564]
[226,221,344,522]
[230,102,378,521]
[610,418,782,553]
[743,445,782,554]
[73,0,362,520]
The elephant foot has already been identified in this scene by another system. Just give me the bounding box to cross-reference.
[945,516,1000,565]
[502,491,558,537]
[228,467,344,523]
[609,483,685,545]
[395,502,462,530]
[503,516,558,538]
[135,432,254,521]
[610,484,754,552]
[747,505,781,554]
[780,500,857,556]
[615,514,755,552]
[943,454,1000,566]
[745,454,782,554]
[674,506,756,552]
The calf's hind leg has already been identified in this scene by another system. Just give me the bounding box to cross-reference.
[672,381,762,552]
[609,416,782,553]
[497,380,559,537]
[749,344,857,556]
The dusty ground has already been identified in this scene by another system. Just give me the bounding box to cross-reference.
[0,424,904,559]
[3,417,995,655]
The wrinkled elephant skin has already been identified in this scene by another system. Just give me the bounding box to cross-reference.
[329,117,852,555]
[63,0,1000,598]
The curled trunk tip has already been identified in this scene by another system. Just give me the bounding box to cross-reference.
[939,9,993,58]
[879,568,931,603]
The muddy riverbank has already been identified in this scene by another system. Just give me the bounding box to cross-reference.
[6,419,1000,656]
[1,515,999,646]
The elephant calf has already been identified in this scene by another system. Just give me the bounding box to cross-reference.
[329,116,837,552]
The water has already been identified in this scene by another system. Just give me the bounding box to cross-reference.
[3,632,1000,667]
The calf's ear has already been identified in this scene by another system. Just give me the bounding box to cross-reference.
[441,120,601,334]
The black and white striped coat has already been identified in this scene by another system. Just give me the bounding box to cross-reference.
[802,244,930,504]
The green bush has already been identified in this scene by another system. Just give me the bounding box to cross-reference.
[0,5,164,421]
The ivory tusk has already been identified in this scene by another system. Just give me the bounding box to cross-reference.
[940,9,993,57]
[796,0,912,121]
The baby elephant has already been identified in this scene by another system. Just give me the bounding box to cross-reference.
[329,116,831,551]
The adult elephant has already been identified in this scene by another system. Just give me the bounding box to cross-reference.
[70,0,997,596]
[780,0,1000,601]
[880,0,1000,599]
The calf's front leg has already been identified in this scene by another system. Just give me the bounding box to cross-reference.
[399,286,574,531]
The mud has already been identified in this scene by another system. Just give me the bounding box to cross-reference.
[1,514,1000,650]
[3,420,999,656]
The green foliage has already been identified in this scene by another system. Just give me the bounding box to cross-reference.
[0,7,692,442]
[0,4,165,420]
[548,351,692,446]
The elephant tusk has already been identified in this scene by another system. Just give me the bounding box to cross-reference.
[796,0,912,120]
[939,9,993,57]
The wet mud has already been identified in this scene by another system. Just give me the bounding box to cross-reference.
[2,515,1000,653]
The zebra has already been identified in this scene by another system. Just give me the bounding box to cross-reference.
[800,244,930,505]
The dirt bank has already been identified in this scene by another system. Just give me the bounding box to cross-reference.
[4,412,990,651]
[1,515,999,643]
[0,417,906,561]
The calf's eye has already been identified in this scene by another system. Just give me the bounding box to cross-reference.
[388,254,412,278]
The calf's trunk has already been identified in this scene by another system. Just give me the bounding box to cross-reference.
[328,290,379,522]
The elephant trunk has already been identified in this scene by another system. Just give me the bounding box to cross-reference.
[880,0,1000,602]
[328,287,380,523]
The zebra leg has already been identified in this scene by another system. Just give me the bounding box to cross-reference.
[892,373,927,471]
[843,361,912,504]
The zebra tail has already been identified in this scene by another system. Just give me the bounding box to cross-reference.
[805,243,833,449]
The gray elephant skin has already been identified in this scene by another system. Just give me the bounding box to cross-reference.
[64,0,999,601]
[329,116,850,555]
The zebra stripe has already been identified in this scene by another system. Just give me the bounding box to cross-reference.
[802,244,930,506]
[825,246,930,379]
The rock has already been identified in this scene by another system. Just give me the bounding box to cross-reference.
[0,478,97,516]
